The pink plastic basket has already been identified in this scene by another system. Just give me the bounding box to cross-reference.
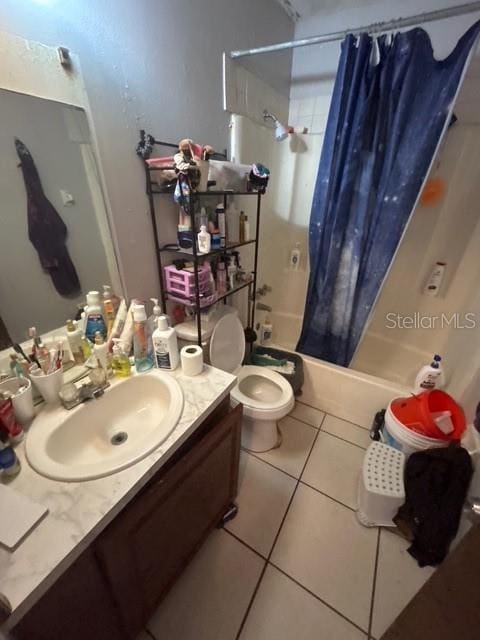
[164,264,211,299]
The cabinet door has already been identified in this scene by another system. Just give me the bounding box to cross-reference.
[95,402,242,638]
[13,547,127,640]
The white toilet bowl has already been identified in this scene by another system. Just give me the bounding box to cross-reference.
[230,365,295,452]
[209,314,295,453]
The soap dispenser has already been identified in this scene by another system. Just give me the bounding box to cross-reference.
[152,315,179,370]
[111,338,132,377]
[147,298,162,337]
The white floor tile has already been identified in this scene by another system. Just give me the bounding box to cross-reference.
[254,415,317,478]
[302,432,365,509]
[147,529,264,640]
[290,402,325,428]
[371,529,435,639]
[322,414,372,449]
[271,483,377,631]
[240,564,366,640]
[226,452,297,556]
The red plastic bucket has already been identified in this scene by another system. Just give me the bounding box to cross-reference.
[390,390,466,441]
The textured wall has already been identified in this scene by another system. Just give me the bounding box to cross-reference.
[0,0,293,301]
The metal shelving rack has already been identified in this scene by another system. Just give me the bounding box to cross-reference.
[139,133,263,347]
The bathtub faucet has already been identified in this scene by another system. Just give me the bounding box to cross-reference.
[256,302,272,312]
[256,284,272,297]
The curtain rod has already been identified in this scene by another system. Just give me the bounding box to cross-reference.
[229,1,480,58]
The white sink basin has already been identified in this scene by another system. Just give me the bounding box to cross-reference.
[26,371,184,481]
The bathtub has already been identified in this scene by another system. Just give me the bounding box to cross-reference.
[267,309,409,428]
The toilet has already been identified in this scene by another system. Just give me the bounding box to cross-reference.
[209,314,294,452]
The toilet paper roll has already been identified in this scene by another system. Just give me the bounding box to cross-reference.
[181,345,204,376]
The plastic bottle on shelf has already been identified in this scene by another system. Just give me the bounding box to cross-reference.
[216,203,226,248]
[227,255,237,290]
[226,202,239,243]
[216,261,227,295]
[239,211,246,243]
[197,225,211,254]
[243,215,250,241]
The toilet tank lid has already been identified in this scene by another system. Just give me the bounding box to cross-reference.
[209,314,245,374]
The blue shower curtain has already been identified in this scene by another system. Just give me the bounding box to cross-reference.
[297,22,480,366]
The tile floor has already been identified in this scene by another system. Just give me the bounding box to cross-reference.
[141,402,436,640]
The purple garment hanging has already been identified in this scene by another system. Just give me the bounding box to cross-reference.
[15,138,81,297]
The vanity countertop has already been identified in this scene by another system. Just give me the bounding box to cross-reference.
[0,365,236,630]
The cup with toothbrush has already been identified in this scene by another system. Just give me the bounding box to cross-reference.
[30,340,64,405]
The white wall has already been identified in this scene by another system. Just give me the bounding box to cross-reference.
[0,0,294,302]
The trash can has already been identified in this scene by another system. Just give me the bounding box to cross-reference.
[247,346,304,396]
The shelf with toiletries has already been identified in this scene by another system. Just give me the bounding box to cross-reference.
[138,131,266,348]
[166,277,254,310]
[159,239,256,259]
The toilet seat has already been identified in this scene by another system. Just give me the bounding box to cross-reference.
[230,365,295,420]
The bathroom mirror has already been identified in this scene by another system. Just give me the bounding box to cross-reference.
[0,89,121,355]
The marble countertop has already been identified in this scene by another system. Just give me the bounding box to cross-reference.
[0,365,236,631]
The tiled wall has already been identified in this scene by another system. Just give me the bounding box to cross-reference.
[288,92,332,134]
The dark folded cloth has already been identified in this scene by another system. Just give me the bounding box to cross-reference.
[394,444,473,567]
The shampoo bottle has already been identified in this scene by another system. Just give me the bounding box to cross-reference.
[152,316,180,370]
[111,338,132,377]
[85,291,107,342]
[414,355,443,392]
[132,304,154,372]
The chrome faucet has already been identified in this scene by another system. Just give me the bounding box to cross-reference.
[59,381,109,410]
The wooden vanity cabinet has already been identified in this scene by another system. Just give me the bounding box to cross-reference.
[13,397,242,640]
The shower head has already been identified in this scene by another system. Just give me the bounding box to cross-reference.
[263,109,289,141]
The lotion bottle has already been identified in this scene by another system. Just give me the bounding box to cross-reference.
[197,225,211,254]
[152,316,179,370]
[414,355,443,392]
